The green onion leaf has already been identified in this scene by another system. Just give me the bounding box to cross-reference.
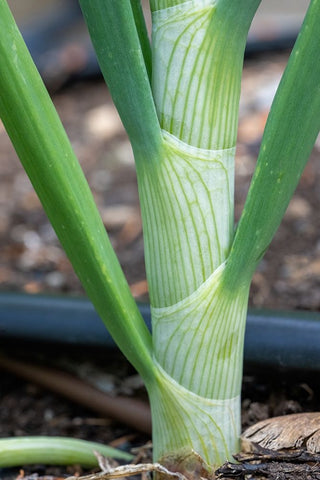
[79,0,162,158]
[225,0,320,288]
[0,0,155,381]
[0,437,133,468]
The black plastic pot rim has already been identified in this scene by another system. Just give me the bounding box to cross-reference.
[0,292,319,372]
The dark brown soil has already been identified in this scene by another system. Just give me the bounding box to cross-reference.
[0,358,319,479]
[0,51,319,479]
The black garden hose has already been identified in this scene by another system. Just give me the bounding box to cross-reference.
[0,292,319,372]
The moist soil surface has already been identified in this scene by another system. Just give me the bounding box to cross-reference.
[0,51,319,479]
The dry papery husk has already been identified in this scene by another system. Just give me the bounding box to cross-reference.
[241,412,320,453]
[216,413,320,479]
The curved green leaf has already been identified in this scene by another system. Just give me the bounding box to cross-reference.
[0,0,155,382]
[79,0,162,159]
[130,0,152,81]
[224,0,320,289]
[0,437,133,467]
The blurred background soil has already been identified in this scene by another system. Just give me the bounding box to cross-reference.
[0,2,319,477]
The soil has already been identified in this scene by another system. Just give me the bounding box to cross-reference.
[0,50,319,479]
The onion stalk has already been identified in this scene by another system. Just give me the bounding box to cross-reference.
[0,0,319,472]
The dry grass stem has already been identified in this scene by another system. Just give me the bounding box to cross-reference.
[67,456,188,480]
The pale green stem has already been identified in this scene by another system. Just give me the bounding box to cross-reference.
[148,369,240,468]
[138,133,234,307]
[138,0,249,307]
[139,135,248,466]
[151,263,249,399]
[146,268,249,467]
[151,0,243,150]
[137,2,255,467]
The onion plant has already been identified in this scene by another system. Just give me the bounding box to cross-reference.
[0,0,319,473]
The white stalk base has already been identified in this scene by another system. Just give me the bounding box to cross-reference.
[148,360,240,468]
[148,263,250,467]
[151,262,249,399]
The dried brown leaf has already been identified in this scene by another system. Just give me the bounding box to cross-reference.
[241,412,320,453]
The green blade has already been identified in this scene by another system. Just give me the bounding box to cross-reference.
[0,437,133,468]
[224,0,320,289]
[130,0,152,81]
[216,0,263,33]
[0,0,154,381]
[79,0,161,158]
